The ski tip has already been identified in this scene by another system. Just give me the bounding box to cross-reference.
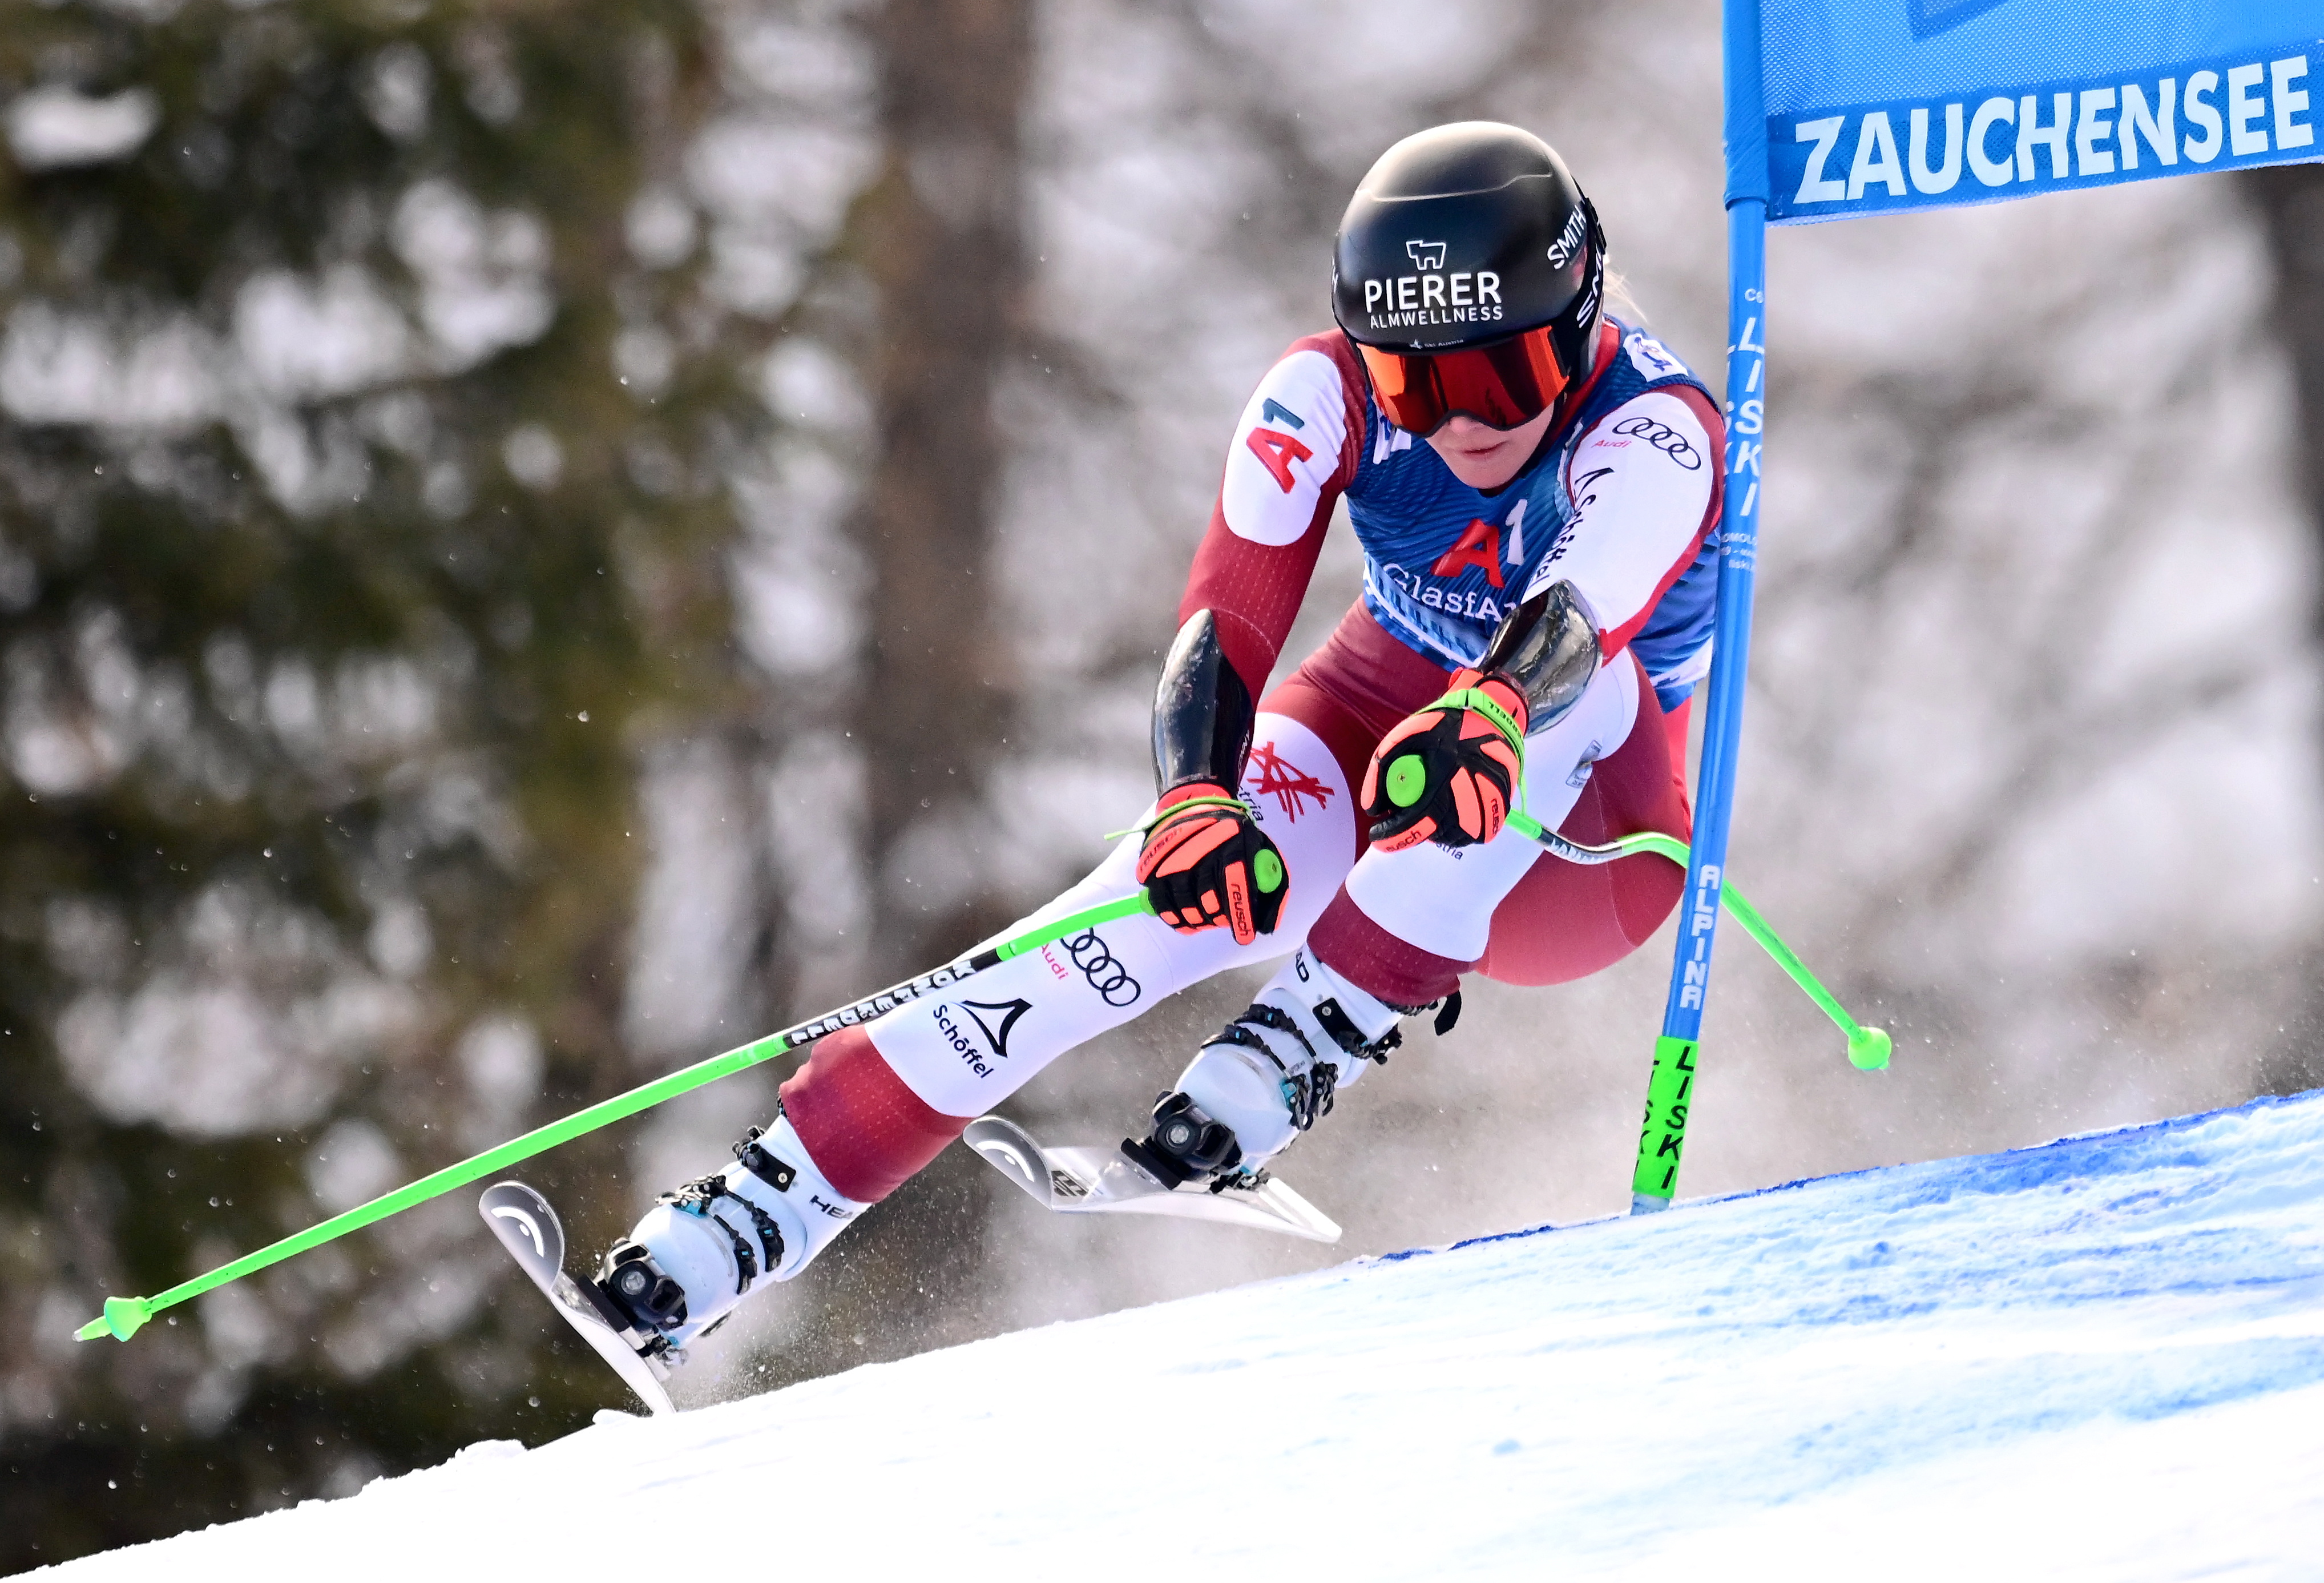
[963,1115,1055,1207]
[479,1182,558,1244]
[479,1182,569,1290]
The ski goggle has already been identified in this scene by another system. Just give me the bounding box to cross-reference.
[1354,324,1577,437]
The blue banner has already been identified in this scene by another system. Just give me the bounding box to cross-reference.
[1762,0,2324,222]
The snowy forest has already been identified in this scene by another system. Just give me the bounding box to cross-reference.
[4,0,2323,1569]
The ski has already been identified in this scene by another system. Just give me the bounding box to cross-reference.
[478,1181,676,1417]
[965,1114,1341,1243]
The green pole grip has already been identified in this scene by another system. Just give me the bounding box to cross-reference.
[77,892,1153,1343]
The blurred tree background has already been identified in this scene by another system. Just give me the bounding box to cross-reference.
[7,0,2324,1573]
[0,0,784,1566]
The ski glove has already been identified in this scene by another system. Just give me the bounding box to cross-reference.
[1361,668,1528,852]
[1135,781,1288,946]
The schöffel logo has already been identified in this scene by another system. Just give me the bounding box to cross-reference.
[1906,0,2011,42]
[959,998,1031,1060]
[1406,239,1447,270]
[933,996,1032,1079]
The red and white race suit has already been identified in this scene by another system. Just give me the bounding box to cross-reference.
[773,319,1723,1212]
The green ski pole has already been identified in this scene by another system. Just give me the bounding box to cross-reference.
[75,892,1153,1344]
[1507,810,1889,1213]
[1506,811,1890,1073]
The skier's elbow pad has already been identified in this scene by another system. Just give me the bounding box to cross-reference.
[1152,609,1257,792]
[1478,579,1600,732]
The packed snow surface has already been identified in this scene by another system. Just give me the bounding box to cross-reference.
[46,1091,2324,1580]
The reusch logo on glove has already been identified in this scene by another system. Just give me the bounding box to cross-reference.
[1362,670,1528,852]
[1135,786,1289,946]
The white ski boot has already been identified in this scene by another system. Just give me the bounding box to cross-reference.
[593,1109,868,1357]
[1123,946,1415,1189]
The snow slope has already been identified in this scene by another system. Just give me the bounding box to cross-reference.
[45,1091,2324,1580]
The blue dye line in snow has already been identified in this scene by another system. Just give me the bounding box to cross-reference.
[1365,1085,2324,1268]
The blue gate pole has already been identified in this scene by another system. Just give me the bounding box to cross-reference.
[1630,0,1770,1214]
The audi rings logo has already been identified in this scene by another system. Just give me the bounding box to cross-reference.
[1609,415,1702,470]
[1062,929,1141,1007]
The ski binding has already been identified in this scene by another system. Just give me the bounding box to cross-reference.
[965,1114,1340,1243]
[478,1181,676,1417]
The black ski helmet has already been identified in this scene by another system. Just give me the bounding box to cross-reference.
[1332,123,1604,429]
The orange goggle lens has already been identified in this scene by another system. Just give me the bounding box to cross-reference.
[1357,324,1573,437]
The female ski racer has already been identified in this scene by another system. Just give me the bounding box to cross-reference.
[590,121,1725,1362]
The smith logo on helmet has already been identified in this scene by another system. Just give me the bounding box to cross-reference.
[1546,205,1587,269]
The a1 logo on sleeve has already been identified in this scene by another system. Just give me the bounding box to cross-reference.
[1245,398,1313,492]
[1222,349,1349,547]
